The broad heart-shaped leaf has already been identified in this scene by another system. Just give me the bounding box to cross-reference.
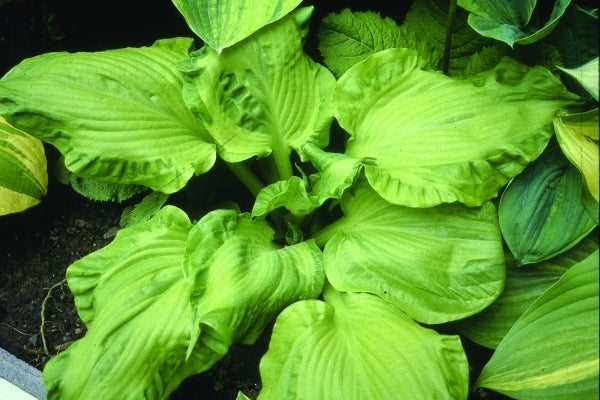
[258,285,469,400]
[43,205,324,399]
[171,0,302,53]
[335,49,580,208]
[554,109,599,202]
[314,180,505,324]
[0,37,216,194]
[43,206,206,399]
[0,115,47,215]
[458,0,571,47]
[476,250,599,399]
[179,7,335,175]
[183,209,324,352]
[499,142,596,266]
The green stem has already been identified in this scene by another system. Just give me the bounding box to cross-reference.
[309,216,349,248]
[443,0,458,76]
[225,161,265,198]
[271,140,294,181]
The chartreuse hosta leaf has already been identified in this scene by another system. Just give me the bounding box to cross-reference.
[252,142,370,217]
[183,208,324,353]
[313,180,505,324]
[554,109,599,203]
[179,7,335,178]
[258,285,468,399]
[335,48,580,208]
[476,250,599,399]
[171,0,302,53]
[456,233,598,349]
[0,115,47,215]
[499,142,596,266]
[458,0,571,47]
[43,206,201,399]
[0,38,216,194]
[43,205,323,399]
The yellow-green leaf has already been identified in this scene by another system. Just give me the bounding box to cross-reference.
[0,115,47,215]
[171,0,302,52]
[554,108,599,202]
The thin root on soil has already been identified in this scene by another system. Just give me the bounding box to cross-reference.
[40,279,67,358]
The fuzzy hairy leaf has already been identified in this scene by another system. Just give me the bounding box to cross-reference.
[0,38,216,194]
[317,9,440,77]
[335,49,580,207]
[179,8,335,175]
[316,180,505,324]
[258,286,469,399]
[171,0,302,52]
[0,115,47,215]
[476,251,599,399]
[403,0,496,75]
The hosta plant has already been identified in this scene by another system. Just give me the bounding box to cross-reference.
[0,0,597,399]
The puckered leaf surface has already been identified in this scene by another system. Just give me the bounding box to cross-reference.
[43,206,203,399]
[335,49,580,207]
[258,286,469,399]
[476,251,599,399]
[0,115,47,215]
[171,0,302,52]
[316,180,505,324]
[179,7,335,178]
[43,205,324,399]
[183,209,324,351]
[0,38,216,194]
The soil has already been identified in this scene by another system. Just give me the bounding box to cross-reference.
[0,0,510,399]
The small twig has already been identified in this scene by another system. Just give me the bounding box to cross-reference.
[40,279,67,357]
